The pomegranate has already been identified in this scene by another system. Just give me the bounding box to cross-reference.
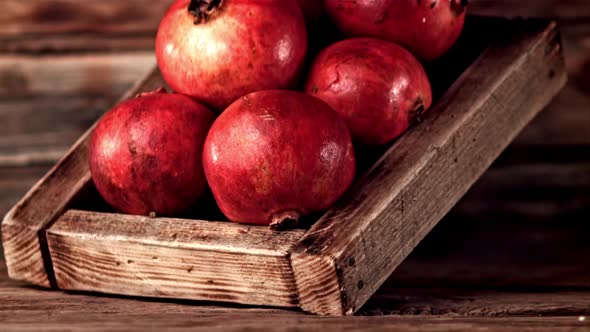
[305,38,432,145]
[156,0,308,111]
[203,90,355,228]
[324,0,467,61]
[89,89,215,216]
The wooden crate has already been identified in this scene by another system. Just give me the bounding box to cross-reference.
[1,17,567,316]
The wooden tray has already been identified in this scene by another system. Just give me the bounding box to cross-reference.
[2,17,567,316]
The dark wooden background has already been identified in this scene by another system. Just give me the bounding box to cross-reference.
[0,1,589,330]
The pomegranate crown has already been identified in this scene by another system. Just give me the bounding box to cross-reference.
[451,0,468,14]
[188,0,224,24]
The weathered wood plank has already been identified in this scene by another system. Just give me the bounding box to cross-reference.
[0,257,589,330]
[1,18,571,313]
[1,165,589,323]
[455,162,590,219]
[1,0,588,41]
[0,0,172,36]
[2,160,587,293]
[0,34,155,54]
[0,297,588,332]
[0,167,49,218]
[386,161,590,291]
[47,210,304,308]
[1,68,164,287]
[0,97,113,167]
[470,0,590,19]
[0,20,587,168]
[362,289,590,316]
[390,227,590,290]
[0,76,584,168]
[514,24,590,146]
[292,20,568,315]
[2,21,587,168]
[0,53,154,98]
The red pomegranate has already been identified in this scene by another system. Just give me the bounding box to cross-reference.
[156,0,308,111]
[203,90,356,228]
[324,0,467,61]
[89,89,215,216]
[305,38,432,145]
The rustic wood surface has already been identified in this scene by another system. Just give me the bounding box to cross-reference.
[0,0,589,329]
[1,69,164,288]
[1,167,588,330]
[2,17,569,316]
[1,2,588,163]
[293,19,568,315]
[48,210,305,307]
[0,0,171,36]
[0,53,155,98]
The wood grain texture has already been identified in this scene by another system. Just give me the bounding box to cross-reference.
[0,0,587,39]
[1,168,589,328]
[1,314,589,332]
[1,69,165,286]
[0,0,172,36]
[292,20,568,315]
[0,34,155,54]
[0,19,586,167]
[362,289,590,316]
[0,97,113,167]
[470,0,590,19]
[514,24,590,146]
[47,210,304,307]
[0,167,49,218]
[291,253,344,316]
[0,53,154,98]
[0,2,588,327]
[0,18,571,314]
[0,257,588,331]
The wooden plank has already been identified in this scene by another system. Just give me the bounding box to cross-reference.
[0,52,155,98]
[2,162,588,295]
[2,246,590,324]
[386,161,590,290]
[0,34,155,54]
[1,0,588,40]
[291,20,568,315]
[0,0,172,36]
[0,21,586,168]
[0,68,585,168]
[0,167,49,222]
[1,68,164,287]
[455,162,590,219]
[0,261,589,330]
[514,24,590,146]
[362,289,590,316]
[0,97,112,167]
[0,316,587,332]
[1,171,589,326]
[1,18,571,312]
[0,293,588,332]
[470,0,590,19]
[46,210,304,308]
[516,85,590,146]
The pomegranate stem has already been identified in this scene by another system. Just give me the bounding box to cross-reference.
[270,211,301,231]
[451,0,468,14]
[188,0,223,24]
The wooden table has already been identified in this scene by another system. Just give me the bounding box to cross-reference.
[1,1,589,330]
[1,168,589,330]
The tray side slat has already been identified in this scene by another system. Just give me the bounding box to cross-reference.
[47,210,305,308]
[1,68,165,287]
[292,20,568,315]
